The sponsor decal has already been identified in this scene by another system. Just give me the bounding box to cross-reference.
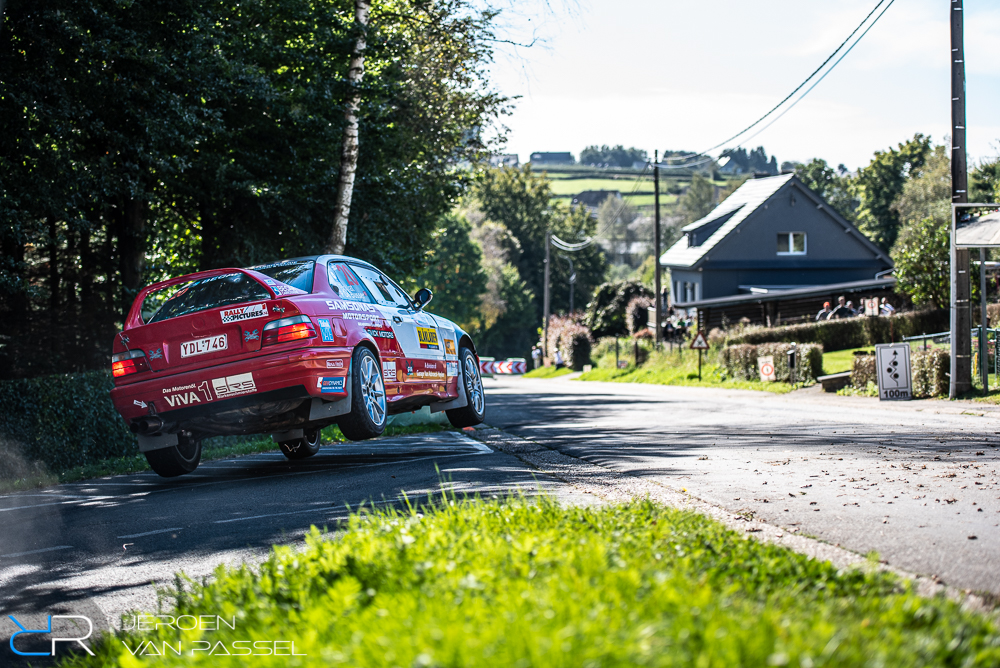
[414,370,446,380]
[273,306,286,313]
[417,326,439,349]
[164,381,213,407]
[317,377,346,394]
[243,329,259,342]
[133,399,148,409]
[326,300,377,313]
[326,359,344,369]
[341,312,376,321]
[447,361,459,377]
[148,348,163,360]
[406,361,414,376]
[444,339,456,355]
[220,303,268,324]
[382,361,397,380]
[317,318,335,342]
[181,334,227,358]
[423,361,438,369]
[271,284,304,296]
[211,372,256,399]
[366,328,395,340]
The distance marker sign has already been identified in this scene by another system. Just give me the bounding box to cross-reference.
[875,343,911,401]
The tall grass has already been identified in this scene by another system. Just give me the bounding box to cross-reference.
[63,497,1000,667]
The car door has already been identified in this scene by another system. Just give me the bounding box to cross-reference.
[350,264,447,392]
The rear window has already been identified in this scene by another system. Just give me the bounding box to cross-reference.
[146,273,270,324]
[248,259,315,293]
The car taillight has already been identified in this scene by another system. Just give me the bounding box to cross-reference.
[262,315,317,346]
[111,350,149,377]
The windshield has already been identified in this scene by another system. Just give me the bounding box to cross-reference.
[248,259,315,293]
[147,273,270,324]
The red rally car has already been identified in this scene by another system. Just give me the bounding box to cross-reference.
[110,255,486,477]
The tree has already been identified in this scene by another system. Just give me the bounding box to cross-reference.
[854,134,932,251]
[794,158,857,221]
[415,214,487,331]
[584,281,652,339]
[679,174,716,224]
[719,146,778,175]
[579,145,647,168]
[890,145,950,309]
[327,0,371,256]
[472,165,605,318]
[0,0,508,379]
[971,158,1000,203]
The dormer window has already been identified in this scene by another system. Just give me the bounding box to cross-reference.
[777,232,806,255]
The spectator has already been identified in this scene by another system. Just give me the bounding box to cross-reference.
[531,345,542,369]
[554,349,565,369]
[816,301,832,321]
[880,297,896,316]
[827,296,853,320]
[845,300,857,316]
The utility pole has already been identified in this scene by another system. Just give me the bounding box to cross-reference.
[950,0,972,398]
[653,150,662,344]
[543,230,551,363]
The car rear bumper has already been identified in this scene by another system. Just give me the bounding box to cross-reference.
[111,348,352,430]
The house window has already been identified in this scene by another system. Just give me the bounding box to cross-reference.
[777,232,806,255]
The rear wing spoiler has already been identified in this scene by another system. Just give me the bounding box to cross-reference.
[123,268,284,330]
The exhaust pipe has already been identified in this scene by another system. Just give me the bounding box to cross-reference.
[131,416,165,435]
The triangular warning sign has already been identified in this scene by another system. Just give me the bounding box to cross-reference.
[689,331,709,350]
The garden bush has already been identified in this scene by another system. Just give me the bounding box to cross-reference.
[545,315,593,370]
[625,295,654,336]
[721,343,823,383]
[725,310,948,352]
[0,370,136,472]
[584,281,652,338]
[852,349,949,397]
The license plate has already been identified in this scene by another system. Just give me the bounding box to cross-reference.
[180,334,228,358]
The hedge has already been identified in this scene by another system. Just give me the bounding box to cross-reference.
[720,343,823,384]
[851,349,949,398]
[725,310,949,352]
[0,370,136,472]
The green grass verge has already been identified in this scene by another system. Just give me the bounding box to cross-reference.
[63,497,1000,667]
[523,366,574,379]
[579,349,797,394]
[822,347,875,374]
[0,423,449,492]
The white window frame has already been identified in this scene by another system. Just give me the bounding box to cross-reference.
[777,232,807,256]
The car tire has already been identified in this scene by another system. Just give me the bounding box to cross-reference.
[338,346,387,441]
[280,428,321,460]
[447,346,486,428]
[145,433,202,478]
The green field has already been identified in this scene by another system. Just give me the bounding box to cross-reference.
[66,496,1000,667]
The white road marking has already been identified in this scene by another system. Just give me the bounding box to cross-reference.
[1,545,73,558]
[117,528,183,539]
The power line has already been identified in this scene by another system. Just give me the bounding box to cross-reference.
[732,0,896,149]
[657,0,891,168]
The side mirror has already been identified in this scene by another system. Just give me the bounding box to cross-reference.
[413,287,434,311]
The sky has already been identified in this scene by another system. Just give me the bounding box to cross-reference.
[486,0,1000,171]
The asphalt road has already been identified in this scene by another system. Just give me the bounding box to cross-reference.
[486,376,1000,596]
[0,431,592,664]
[2,376,999,662]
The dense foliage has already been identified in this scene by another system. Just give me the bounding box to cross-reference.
[0,0,507,378]
[579,144,647,168]
[725,310,949,352]
[61,497,1000,668]
[0,370,136,471]
[721,343,823,384]
[584,281,652,339]
[719,146,778,176]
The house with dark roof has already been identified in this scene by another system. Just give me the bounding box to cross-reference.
[530,152,574,164]
[660,173,893,325]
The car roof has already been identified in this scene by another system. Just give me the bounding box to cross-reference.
[246,255,379,272]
